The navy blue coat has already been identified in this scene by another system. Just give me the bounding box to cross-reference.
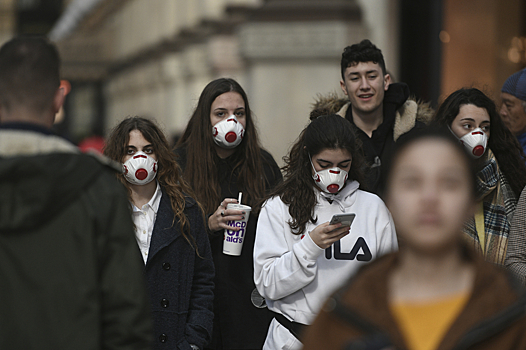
[175,148,282,349]
[146,189,214,350]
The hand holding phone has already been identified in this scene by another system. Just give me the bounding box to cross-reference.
[310,217,352,249]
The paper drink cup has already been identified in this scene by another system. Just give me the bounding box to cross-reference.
[223,203,251,256]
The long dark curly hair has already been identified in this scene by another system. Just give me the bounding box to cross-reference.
[268,114,366,235]
[176,78,268,215]
[104,116,201,251]
[431,88,526,197]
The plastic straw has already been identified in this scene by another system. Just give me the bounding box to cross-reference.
[238,192,242,204]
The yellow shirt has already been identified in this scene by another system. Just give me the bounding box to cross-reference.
[475,201,486,254]
[390,293,470,350]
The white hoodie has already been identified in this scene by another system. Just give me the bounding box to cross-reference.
[254,181,397,350]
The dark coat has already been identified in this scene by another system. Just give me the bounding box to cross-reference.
[175,148,283,349]
[146,189,214,350]
[0,125,153,349]
[302,247,526,350]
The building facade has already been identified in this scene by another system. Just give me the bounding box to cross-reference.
[49,0,398,165]
[0,0,519,166]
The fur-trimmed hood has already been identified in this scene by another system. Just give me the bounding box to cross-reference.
[310,88,434,141]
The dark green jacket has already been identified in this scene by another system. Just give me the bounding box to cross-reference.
[0,124,153,349]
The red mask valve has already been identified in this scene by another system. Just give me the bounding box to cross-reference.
[327,184,340,193]
[135,169,148,181]
[473,145,484,157]
[225,132,237,143]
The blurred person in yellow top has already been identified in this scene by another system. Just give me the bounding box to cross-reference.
[302,128,526,350]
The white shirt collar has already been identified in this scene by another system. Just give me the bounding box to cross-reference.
[132,181,162,213]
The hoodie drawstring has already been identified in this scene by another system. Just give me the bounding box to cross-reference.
[320,191,346,212]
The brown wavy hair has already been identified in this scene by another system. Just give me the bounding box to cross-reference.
[176,78,267,214]
[268,114,366,235]
[431,88,526,197]
[104,116,201,251]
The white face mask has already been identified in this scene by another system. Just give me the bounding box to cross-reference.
[458,127,488,158]
[212,115,245,149]
[311,159,349,194]
[123,151,157,185]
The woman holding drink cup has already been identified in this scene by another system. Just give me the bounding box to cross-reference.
[253,114,398,350]
[104,117,214,350]
[175,78,282,350]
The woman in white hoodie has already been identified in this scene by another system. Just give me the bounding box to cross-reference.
[253,114,398,350]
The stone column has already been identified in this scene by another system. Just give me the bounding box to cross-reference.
[0,0,15,46]
[238,0,367,166]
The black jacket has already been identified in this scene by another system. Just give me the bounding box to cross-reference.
[175,147,282,349]
[343,83,429,195]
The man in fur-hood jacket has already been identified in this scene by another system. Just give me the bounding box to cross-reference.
[312,40,434,196]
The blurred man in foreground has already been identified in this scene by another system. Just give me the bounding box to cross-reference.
[0,36,153,349]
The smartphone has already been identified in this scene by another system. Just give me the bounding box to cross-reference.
[329,213,356,227]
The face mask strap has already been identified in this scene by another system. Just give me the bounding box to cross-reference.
[308,153,316,174]
[448,125,461,141]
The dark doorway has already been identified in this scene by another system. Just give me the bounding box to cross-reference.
[398,0,443,107]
